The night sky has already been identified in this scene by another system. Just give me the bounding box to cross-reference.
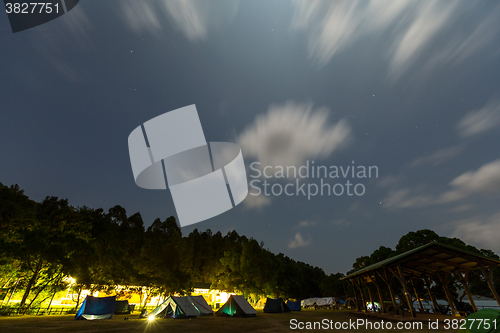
[1,0,500,274]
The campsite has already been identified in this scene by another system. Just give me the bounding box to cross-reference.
[2,1,500,332]
[0,308,454,333]
[2,183,500,332]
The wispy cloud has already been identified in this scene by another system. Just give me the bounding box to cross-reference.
[32,6,92,82]
[457,98,500,137]
[293,220,317,230]
[450,212,500,252]
[288,232,311,249]
[376,175,401,188]
[382,188,434,210]
[388,1,459,79]
[160,0,209,40]
[243,194,271,210]
[440,160,500,203]
[119,0,239,40]
[290,0,366,67]
[331,218,351,228]
[448,204,473,213]
[121,1,162,35]
[409,146,464,168]
[290,1,500,79]
[238,101,351,170]
[383,160,500,209]
[422,5,500,70]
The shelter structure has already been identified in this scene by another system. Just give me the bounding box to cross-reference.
[263,297,290,313]
[149,296,199,319]
[341,242,500,317]
[215,295,257,317]
[75,296,116,320]
[188,295,213,315]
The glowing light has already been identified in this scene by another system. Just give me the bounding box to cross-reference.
[148,315,155,322]
[64,276,76,285]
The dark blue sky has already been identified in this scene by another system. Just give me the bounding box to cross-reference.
[1,0,500,274]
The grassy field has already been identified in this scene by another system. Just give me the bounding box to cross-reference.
[0,309,458,333]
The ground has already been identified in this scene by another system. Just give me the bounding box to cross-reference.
[0,309,459,333]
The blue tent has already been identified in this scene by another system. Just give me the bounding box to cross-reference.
[75,296,116,320]
[286,300,301,311]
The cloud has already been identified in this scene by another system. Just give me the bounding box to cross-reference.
[121,1,162,35]
[382,188,434,209]
[288,232,311,249]
[440,160,500,203]
[293,220,317,230]
[289,0,446,72]
[422,5,500,70]
[457,98,500,137]
[119,0,239,40]
[448,204,473,213]
[382,160,500,210]
[160,0,209,40]
[238,101,351,170]
[243,194,271,210]
[450,212,500,252]
[290,0,365,67]
[290,1,500,79]
[409,146,464,168]
[376,175,401,188]
[29,6,92,82]
[331,218,351,228]
[387,1,458,79]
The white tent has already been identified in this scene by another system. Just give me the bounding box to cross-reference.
[149,296,199,319]
[316,297,335,306]
[301,298,319,307]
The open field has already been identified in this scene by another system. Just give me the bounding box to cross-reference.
[0,309,459,333]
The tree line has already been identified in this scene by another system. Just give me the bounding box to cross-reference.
[4,183,495,315]
[0,183,344,313]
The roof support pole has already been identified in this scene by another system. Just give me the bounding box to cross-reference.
[378,270,397,314]
[361,276,375,312]
[354,277,367,311]
[347,279,361,311]
[410,277,424,312]
[438,273,458,316]
[390,266,416,317]
[423,275,439,314]
[478,263,500,308]
[458,271,477,313]
[371,273,386,313]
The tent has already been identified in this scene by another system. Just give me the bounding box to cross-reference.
[263,298,290,313]
[75,296,116,320]
[114,300,130,314]
[316,297,335,306]
[149,296,198,319]
[188,295,213,315]
[216,295,257,317]
[287,299,301,311]
[301,298,319,308]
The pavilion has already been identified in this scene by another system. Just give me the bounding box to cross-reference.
[341,242,500,317]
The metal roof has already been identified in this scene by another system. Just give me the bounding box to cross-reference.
[342,242,500,280]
